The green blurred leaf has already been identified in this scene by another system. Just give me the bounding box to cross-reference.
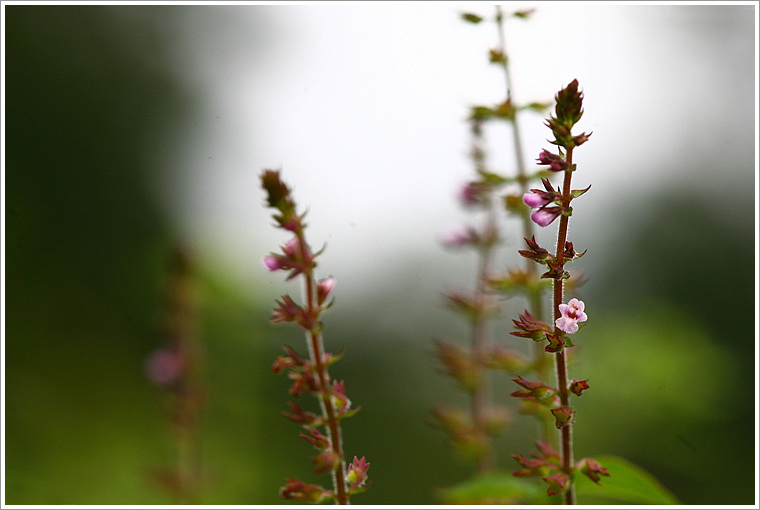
[460,12,483,24]
[575,455,681,504]
[437,472,556,504]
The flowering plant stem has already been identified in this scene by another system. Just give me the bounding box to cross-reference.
[553,149,576,505]
[296,231,349,504]
[261,169,368,504]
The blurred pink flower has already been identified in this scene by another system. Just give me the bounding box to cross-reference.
[144,348,183,387]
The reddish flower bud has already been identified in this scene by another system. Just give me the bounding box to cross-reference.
[531,206,562,227]
[282,401,322,426]
[317,276,336,306]
[330,380,351,414]
[280,478,330,503]
[542,471,570,496]
[311,450,342,474]
[346,456,370,490]
[537,149,569,172]
[518,235,551,262]
[262,254,285,272]
[545,331,566,353]
[570,378,590,396]
[300,428,330,450]
[511,310,552,341]
[511,375,556,400]
[576,457,611,484]
[551,406,574,429]
[523,191,553,209]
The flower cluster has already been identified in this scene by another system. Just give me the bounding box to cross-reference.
[512,443,609,497]
[261,169,368,504]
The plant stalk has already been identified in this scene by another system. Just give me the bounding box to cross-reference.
[553,148,575,505]
[297,231,349,504]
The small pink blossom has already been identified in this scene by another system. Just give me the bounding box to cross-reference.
[555,298,587,334]
[439,226,472,249]
[262,255,283,271]
[523,191,552,209]
[144,348,184,387]
[317,276,336,305]
[530,207,561,227]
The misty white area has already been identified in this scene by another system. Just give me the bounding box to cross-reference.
[146,2,757,305]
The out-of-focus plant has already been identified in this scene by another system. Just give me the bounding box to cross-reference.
[144,245,206,504]
[433,3,553,484]
[260,169,369,504]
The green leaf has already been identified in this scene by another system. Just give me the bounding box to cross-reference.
[512,8,536,19]
[438,472,557,505]
[460,12,483,24]
[575,455,681,504]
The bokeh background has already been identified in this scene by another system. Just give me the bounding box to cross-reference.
[3,2,757,505]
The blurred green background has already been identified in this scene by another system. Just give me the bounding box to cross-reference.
[3,4,757,506]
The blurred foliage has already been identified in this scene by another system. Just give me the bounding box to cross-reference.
[3,4,756,506]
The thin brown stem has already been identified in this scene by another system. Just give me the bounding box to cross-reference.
[553,148,575,505]
[297,232,349,504]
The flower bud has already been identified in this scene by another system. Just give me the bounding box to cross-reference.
[523,191,552,209]
[311,450,342,474]
[280,478,330,503]
[531,207,561,227]
[542,472,570,496]
[570,378,590,396]
[550,406,574,429]
[317,276,336,306]
[346,456,370,490]
[300,428,330,450]
[576,457,611,484]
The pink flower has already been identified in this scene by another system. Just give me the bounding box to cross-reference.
[530,207,561,227]
[555,298,587,334]
[458,182,486,207]
[523,191,552,209]
[317,276,336,305]
[439,226,472,249]
[144,348,183,387]
[262,255,283,271]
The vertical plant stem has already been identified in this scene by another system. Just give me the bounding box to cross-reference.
[297,231,349,505]
[495,5,554,444]
[553,148,575,505]
[472,201,497,472]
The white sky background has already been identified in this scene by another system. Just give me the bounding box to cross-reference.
[149,2,758,303]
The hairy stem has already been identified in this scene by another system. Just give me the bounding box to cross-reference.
[297,232,349,504]
[553,148,575,505]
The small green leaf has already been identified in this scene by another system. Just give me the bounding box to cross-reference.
[575,455,681,505]
[469,105,494,121]
[521,101,553,113]
[512,8,536,19]
[461,12,483,24]
[438,472,557,504]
